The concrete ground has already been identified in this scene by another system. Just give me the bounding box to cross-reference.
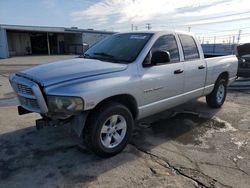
[0,56,250,188]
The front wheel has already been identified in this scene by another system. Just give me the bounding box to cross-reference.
[206,78,227,108]
[83,102,134,157]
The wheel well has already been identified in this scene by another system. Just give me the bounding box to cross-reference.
[94,94,138,119]
[218,72,229,84]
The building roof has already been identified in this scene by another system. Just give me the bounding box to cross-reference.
[115,30,195,35]
[0,24,115,35]
[65,28,115,35]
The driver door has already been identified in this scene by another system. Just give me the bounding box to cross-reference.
[139,35,185,117]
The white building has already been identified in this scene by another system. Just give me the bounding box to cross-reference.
[0,24,115,59]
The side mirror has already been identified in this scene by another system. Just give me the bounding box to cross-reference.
[151,50,170,65]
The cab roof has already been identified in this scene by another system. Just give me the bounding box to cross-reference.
[117,30,195,36]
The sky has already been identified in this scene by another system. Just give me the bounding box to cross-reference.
[1,0,250,43]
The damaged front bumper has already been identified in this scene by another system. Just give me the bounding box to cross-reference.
[35,111,89,137]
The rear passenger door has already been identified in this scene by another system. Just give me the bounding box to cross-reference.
[178,34,206,100]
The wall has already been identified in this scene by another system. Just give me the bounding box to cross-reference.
[7,32,31,56]
[57,34,64,54]
[64,33,83,54]
[82,32,110,47]
[0,28,9,58]
[201,44,237,56]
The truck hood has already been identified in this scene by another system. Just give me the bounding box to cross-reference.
[17,58,128,86]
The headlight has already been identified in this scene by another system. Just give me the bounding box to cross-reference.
[47,96,84,113]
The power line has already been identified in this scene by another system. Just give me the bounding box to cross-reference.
[197,31,250,44]
[115,17,250,32]
[195,27,250,35]
[197,32,250,39]
[185,16,250,26]
[187,11,250,23]
[155,11,250,28]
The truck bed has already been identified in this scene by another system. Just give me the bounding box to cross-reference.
[204,55,238,87]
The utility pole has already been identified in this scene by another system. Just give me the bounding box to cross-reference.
[237,30,242,44]
[232,36,235,44]
[47,32,50,55]
[213,36,216,54]
[131,24,138,31]
[146,23,152,30]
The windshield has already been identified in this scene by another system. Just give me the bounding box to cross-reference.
[83,33,153,63]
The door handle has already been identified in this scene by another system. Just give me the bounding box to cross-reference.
[198,65,205,69]
[174,69,184,74]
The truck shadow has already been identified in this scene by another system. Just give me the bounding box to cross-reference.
[132,98,223,150]
[0,99,222,187]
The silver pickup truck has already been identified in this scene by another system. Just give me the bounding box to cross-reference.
[9,31,238,157]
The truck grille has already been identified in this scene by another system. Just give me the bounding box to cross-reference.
[17,83,33,95]
[19,96,40,109]
[9,75,48,113]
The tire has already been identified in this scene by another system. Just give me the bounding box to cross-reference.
[83,102,134,157]
[206,78,227,108]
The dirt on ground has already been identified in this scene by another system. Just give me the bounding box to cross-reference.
[0,56,249,188]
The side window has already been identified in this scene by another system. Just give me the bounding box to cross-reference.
[178,34,200,60]
[151,35,180,63]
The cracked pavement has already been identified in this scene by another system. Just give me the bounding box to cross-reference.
[0,56,250,188]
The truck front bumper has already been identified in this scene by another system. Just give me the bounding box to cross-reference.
[35,111,89,137]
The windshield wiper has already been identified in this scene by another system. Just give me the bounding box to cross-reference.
[84,52,128,63]
[80,53,96,59]
[93,52,114,58]
[83,53,91,58]
[93,52,124,63]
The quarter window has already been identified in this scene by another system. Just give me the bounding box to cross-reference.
[151,35,180,63]
[179,34,200,60]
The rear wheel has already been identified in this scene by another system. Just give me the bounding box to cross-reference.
[206,78,227,108]
[83,102,134,157]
